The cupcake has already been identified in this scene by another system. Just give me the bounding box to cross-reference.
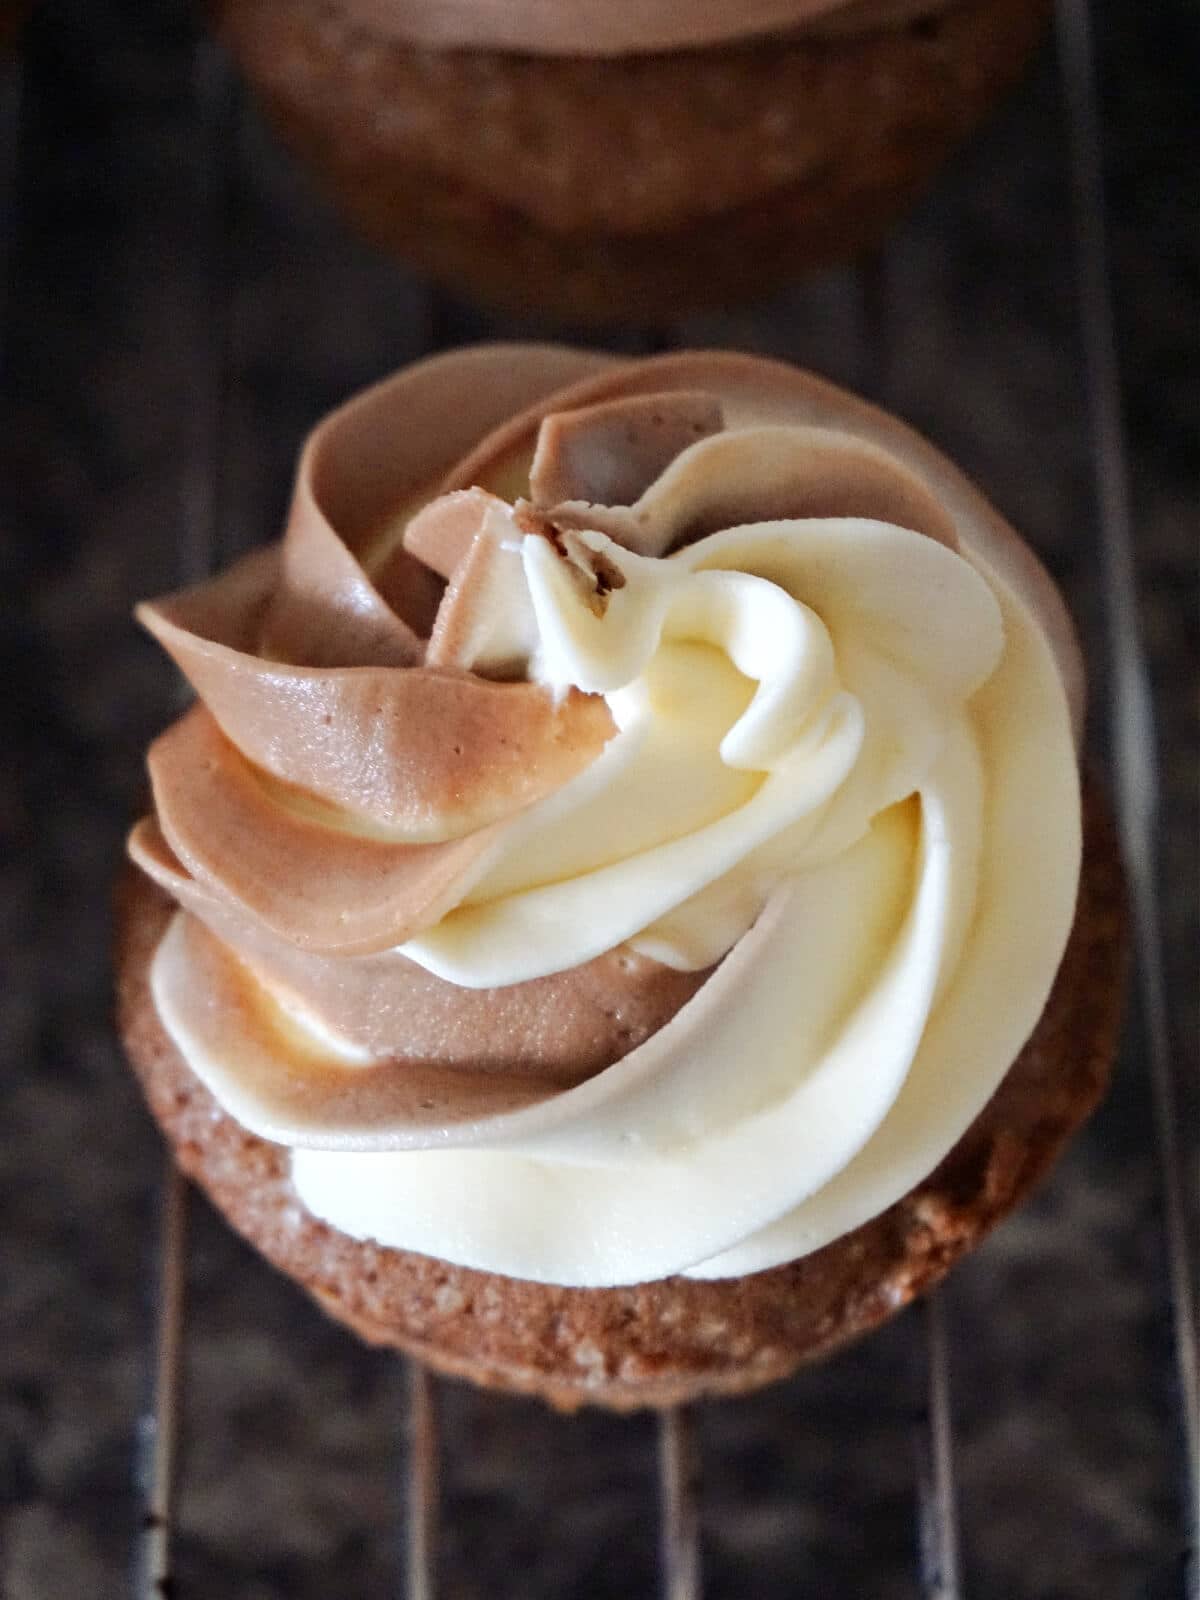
[117,346,1125,1410]
[212,0,1052,323]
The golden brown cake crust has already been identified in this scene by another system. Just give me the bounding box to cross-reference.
[115,778,1125,1411]
[214,0,1051,322]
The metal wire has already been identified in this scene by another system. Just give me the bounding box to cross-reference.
[1055,3,1200,1593]
[915,1296,964,1600]
[658,1408,703,1600]
[135,1165,189,1600]
[404,1363,441,1600]
[179,36,237,590]
[132,36,239,1600]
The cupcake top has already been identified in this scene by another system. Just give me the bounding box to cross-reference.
[131,346,1083,1288]
[330,0,960,56]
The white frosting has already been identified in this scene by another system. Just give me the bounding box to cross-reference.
[398,505,999,985]
[152,417,1081,1286]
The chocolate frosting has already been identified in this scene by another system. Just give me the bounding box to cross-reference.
[130,819,709,1128]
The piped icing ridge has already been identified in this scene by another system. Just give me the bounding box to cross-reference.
[132,346,1084,1287]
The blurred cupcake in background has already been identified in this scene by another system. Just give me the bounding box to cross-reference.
[212,0,1052,323]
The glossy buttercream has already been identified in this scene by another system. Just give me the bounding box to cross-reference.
[131,347,1083,1287]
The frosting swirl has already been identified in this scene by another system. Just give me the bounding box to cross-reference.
[132,347,1083,1287]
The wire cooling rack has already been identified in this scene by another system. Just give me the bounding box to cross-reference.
[7,1,1187,1593]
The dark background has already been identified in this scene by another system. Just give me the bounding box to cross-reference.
[0,1,1196,1595]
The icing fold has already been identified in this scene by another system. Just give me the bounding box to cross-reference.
[132,346,1083,1287]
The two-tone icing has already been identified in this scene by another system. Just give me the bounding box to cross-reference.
[131,347,1083,1287]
